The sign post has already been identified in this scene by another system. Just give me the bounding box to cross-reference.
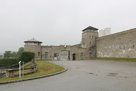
[23,61,24,77]
[18,61,21,78]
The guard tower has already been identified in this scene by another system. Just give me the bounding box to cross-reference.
[24,38,42,60]
[81,26,98,59]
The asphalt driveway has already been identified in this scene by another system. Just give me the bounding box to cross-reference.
[0,60,136,91]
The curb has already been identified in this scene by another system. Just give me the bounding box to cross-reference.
[0,68,68,85]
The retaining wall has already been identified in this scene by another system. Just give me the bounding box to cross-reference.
[96,28,136,58]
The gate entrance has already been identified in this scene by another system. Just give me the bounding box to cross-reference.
[72,53,76,60]
[59,50,69,61]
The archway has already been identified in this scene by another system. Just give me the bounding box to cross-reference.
[72,53,76,60]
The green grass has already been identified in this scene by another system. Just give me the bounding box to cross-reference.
[96,57,136,62]
[0,61,64,84]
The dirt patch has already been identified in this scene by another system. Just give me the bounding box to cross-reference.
[89,73,94,75]
[107,73,118,77]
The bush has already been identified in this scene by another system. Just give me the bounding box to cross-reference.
[0,58,19,67]
[19,52,35,63]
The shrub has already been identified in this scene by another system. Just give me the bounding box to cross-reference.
[0,58,19,67]
[19,52,35,63]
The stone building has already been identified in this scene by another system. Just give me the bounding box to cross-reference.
[24,26,136,60]
[24,26,98,60]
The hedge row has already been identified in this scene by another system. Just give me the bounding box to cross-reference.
[0,58,19,67]
[0,52,35,68]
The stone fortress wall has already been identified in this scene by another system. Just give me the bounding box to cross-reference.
[24,26,136,60]
[41,45,86,60]
[24,26,98,60]
[97,28,136,58]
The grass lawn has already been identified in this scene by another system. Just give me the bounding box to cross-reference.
[96,57,136,62]
[0,61,65,84]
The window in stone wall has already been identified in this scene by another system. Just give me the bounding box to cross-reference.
[54,53,58,57]
[45,52,48,59]
[54,53,56,57]
[82,38,85,45]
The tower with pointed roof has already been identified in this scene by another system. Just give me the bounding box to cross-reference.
[23,26,99,60]
[81,26,98,59]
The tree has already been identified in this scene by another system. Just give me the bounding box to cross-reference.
[4,51,18,58]
[0,55,3,59]
[4,51,11,58]
[3,47,24,59]
[19,52,35,63]
[17,47,24,58]
[11,52,17,58]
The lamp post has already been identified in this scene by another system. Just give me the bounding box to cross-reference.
[18,61,21,78]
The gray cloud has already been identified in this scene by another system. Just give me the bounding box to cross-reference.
[0,0,136,53]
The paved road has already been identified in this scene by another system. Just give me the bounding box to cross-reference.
[1,60,136,91]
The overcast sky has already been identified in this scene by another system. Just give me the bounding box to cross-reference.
[0,0,136,54]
